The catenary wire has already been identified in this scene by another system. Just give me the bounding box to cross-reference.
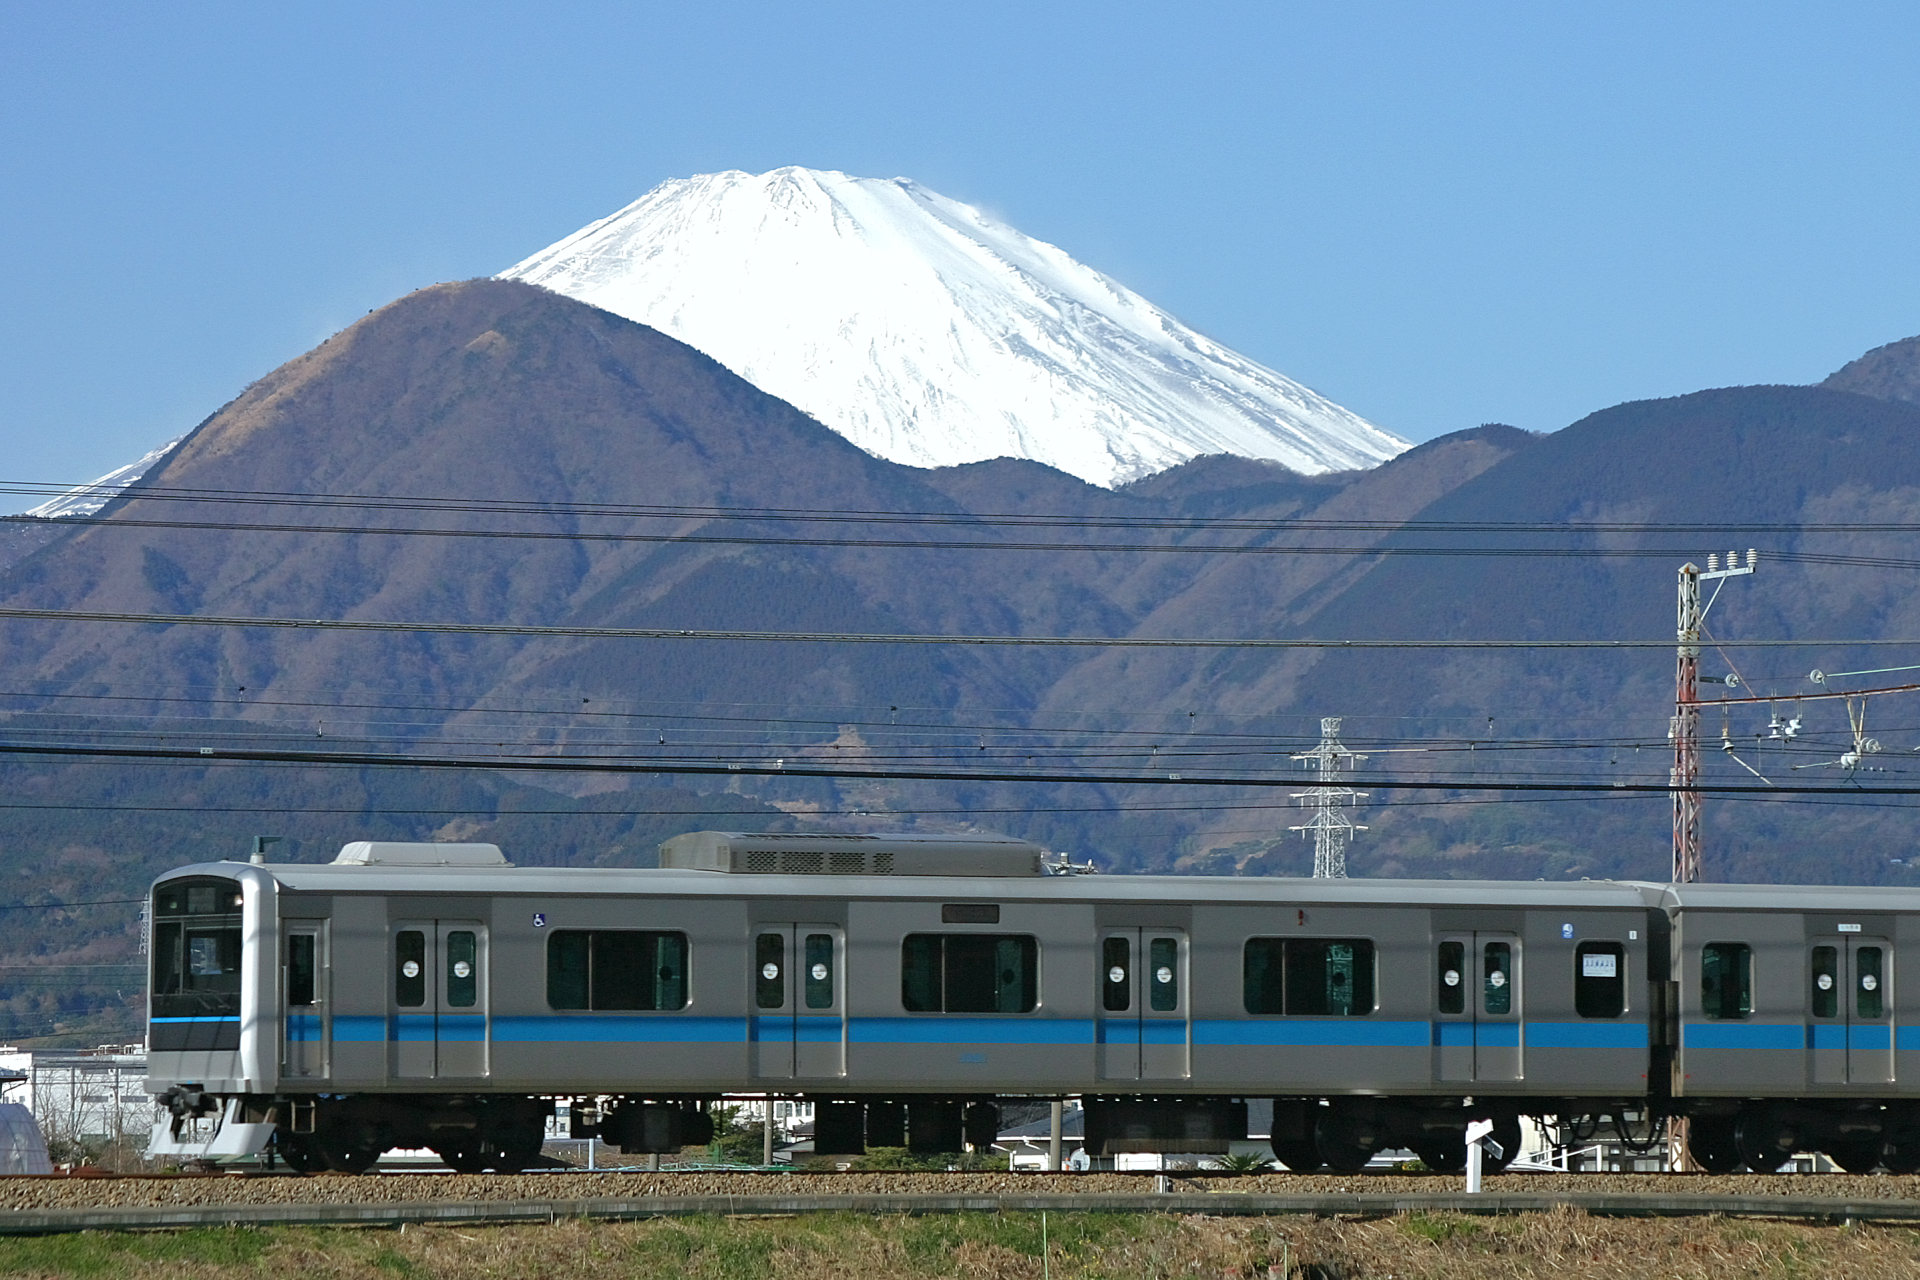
[2,604,1916,649]
[21,478,1920,536]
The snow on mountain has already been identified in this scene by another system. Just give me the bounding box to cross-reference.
[27,435,186,518]
[501,168,1407,487]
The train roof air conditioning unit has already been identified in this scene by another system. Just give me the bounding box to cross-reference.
[657,831,1043,877]
[332,842,511,867]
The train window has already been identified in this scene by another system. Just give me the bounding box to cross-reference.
[1483,943,1513,1015]
[748,932,779,1013]
[1243,940,1284,1013]
[396,931,427,1007]
[549,933,589,1008]
[153,876,243,918]
[287,935,316,1007]
[756,934,785,1008]
[446,931,478,1008]
[1437,941,1466,1015]
[151,921,244,1018]
[545,931,689,1011]
[900,934,1038,1013]
[1701,943,1752,1019]
[1858,947,1885,1019]
[1574,942,1625,1018]
[1149,936,1180,1012]
[1242,939,1376,1016]
[1811,946,1838,1018]
[1103,937,1131,1012]
[805,933,835,1009]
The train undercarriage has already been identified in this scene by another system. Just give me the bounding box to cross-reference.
[158,1085,1920,1175]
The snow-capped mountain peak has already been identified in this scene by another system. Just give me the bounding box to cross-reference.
[500,168,1406,486]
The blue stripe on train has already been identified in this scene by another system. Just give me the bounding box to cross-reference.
[850,1017,1095,1045]
[437,1015,486,1043]
[750,1015,844,1043]
[390,1013,437,1043]
[1525,1020,1647,1049]
[1096,1020,1188,1046]
[492,1015,745,1043]
[1683,1022,1803,1050]
[1432,1021,1643,1050]
[1808,1023,1892,1051]
[1192,1019,1430,1048]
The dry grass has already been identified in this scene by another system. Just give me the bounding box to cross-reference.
[3,1210,1920,1278]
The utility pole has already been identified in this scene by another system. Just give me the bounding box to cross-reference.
[1671,552,1755,884]
[1667,550,1754,1176]
[1292,717,1366,879]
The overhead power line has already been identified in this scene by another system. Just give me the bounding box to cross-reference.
[18,478,1920,536]
[0,605,1913,648]
[18,512,1920,570]
[6,737,1920,797]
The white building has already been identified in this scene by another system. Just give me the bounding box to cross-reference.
[0,1044,152,1164]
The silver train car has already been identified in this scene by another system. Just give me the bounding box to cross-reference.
[144,832,1920,1174]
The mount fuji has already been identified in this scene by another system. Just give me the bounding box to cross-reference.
[500,168,1408,487]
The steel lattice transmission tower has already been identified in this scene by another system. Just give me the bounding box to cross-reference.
[1292,717,1367,879]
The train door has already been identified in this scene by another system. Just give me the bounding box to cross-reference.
[1434,932,1523,1083]
[281,922,329,1079]
[752,925,847,1080]
[1810,937,1893,1086]
[1097,928,1190,1080]
[391,920,489,1080]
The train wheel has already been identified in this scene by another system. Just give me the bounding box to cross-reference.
[1314,1108,1377,1174]
[1734,1106,1796,1173]
[1268,1137,1322,1173]
[274,1131,324,1175]
[493,1133,545,1173]
[1686,1117,1742,1173]
[437,1146,488,1174]
[1826,1140,1883,1173]
[1410,1138,1466,1173]
[1881,1118,1920,1174]
[320,1142,382,1174]
[447,1121,545,1173]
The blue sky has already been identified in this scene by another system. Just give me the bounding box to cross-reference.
[4,2,1918,507]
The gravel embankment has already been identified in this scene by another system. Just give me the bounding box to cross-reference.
[4,1170,1919,1212]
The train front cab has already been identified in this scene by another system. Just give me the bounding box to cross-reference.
[145,866,278,1160]
[1669,884,1920,1172]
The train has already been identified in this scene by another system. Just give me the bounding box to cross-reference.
[144,830,1920,1175]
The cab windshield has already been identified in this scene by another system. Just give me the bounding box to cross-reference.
[151,877,244,1018]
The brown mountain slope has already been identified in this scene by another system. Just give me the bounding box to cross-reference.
[0,280,1001,725]
[1821,334,1920,405]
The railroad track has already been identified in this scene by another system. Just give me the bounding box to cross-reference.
[8,1185,1920,1235]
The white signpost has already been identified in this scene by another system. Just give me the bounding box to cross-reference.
[1465,1118,1504,1193]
